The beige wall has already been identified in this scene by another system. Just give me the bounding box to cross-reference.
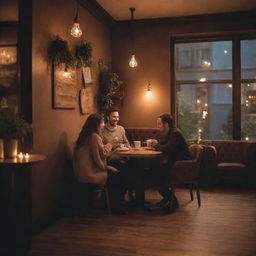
[32,0,111,222]
[112,12,256,128]
[0,0,18,21]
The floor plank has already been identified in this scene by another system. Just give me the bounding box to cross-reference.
[29,188,256,256]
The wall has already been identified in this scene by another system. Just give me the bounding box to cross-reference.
[112,11,256,128]
[32,0,111,224]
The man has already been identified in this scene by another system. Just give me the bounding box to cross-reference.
[102,109,130,149]
[151,113,190,212]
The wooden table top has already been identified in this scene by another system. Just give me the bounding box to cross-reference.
[115,147,162,158]
[0,154,46,165]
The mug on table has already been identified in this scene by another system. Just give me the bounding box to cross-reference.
[133,141,141,149]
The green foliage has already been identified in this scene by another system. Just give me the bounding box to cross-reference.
[177,93,201,140]
[241,116,256,140]
[0,110,31,139]
[75,42,92,68]
[220,111,232,139]
[98,59,124,115]
[47,35,75,69]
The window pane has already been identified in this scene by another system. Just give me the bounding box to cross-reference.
[241,39,256,79]
[175,41,232,81]
[176,83,232,140]
[241,82,256,141]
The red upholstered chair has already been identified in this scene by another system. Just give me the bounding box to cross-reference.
[170,144,204,207]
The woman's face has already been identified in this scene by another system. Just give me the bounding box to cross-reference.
[99,120,104,130]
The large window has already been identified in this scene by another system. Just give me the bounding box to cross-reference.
[173,37,256,141]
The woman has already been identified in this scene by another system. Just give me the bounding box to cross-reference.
[73,113,126,214]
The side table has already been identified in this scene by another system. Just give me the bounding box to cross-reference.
[0,154,46,256]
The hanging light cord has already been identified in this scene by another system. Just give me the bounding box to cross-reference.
[74,0,79,22]
[129,8,135,55]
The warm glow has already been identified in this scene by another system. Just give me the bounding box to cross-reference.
[198,129,202,133]
[202,111,208,119]
[199,77,206,82]
[129,54,138,68]
[197,99,201,104]
[205,103,208,107]
[228,84,232,88]
[224,50,228,54]
[25,153,30,159]
[146,89,153,98]
[63,70,71,78]
[245,137,249,141]
[18,152,23,159]
[203,60,211,67]
[71,22,82,38]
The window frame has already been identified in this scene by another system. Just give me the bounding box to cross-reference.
[171,34,256,140]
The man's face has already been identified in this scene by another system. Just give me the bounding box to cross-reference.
[156,117,168,132]
[108,112,119,127]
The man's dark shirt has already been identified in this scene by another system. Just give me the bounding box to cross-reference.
[154,127,190,165]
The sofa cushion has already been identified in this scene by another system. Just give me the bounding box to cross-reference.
[125,128,159,143]
[218,162,246,169]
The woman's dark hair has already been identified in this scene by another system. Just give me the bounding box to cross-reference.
[75,113,102,149]
[159,113,174,128]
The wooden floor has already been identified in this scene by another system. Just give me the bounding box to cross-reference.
[29,188,256,256]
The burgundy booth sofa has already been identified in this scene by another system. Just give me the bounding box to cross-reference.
[203,140,256,187]
[125,128,256,188]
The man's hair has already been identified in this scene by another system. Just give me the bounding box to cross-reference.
[159,113,173,128]
[105,108,119,117]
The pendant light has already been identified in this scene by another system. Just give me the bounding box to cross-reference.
[71,0,82,38]
[129,7,138,68]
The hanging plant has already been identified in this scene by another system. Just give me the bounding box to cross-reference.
[47,35,75,69]
[98,59,124,116]
[75,42,92,68]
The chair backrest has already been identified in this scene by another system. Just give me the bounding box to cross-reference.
[189,144,203,166]
[170,144,203,184]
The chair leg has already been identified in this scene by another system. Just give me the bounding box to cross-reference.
[195,183,201,207]
[189,184,194,201]
[104,186,111,216]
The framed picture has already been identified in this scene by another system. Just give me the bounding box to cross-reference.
[82,66,92,85]
[0,45,18,111]
[52,65,77,109]
[79,87,94,115]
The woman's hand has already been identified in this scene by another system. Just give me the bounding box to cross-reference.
[106,165,119,172]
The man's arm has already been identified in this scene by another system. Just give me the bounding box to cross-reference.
[154,131,181,154]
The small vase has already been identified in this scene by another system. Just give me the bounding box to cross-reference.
[3,139,18,159]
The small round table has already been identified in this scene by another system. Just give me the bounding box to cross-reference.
[0,154,46,256]
[116,147,162,210]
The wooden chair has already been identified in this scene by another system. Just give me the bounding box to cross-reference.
[170,144,203,207]
[76,182,111,216]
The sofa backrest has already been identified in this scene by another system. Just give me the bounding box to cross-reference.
[125,128,159,144]
[206,140,255,164]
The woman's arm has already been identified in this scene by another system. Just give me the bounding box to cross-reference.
[91,133,110,170]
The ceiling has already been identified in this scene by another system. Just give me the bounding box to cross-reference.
[96,0,256,21]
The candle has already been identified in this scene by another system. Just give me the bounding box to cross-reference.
[18,152,23,159]
[25,153,30,159]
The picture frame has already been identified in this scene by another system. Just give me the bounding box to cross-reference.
[79,86,94,115]
[52,65,77,109]
[82,66,92,85]
[0,45,18,111]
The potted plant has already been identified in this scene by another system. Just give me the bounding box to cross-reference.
[0,110,31,158]
[47,35,75,69]
[75,42,92,68]
[97,59,124,116]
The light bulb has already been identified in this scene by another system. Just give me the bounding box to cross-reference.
[71,22,82,38]
[129,54,138,68]
[146,89,152,98]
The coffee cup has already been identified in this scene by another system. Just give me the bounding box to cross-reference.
[146,139,152,147]
[134,141,141,149]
